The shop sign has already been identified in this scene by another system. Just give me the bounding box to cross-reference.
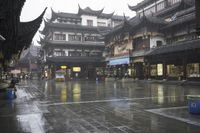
[133,57,144,63]
[61,65,67,69]
[109,58,129,66]
[73,67,81,72]
[10,69,21,74]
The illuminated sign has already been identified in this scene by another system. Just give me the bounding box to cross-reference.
[109,58,129,65]
[61,66,67,69]
[73,67,81,72]
[157,64,163,76]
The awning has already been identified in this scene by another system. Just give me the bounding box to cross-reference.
[109,57,130,65]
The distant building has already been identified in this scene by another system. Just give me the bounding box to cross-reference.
[105,0,200,81]
[17,44,41,79]
[39,6,125,80]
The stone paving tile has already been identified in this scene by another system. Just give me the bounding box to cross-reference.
[1,80,200,133]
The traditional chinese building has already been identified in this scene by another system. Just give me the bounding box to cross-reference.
[142,0,200,81]
[105,14,167,79]
[130,0,200,81]
[104,17,133,79]
[40,6,124,80]
[17,44,41,79]
[104,0,200,81]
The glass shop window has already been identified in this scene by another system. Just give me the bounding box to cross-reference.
[167,64,183,77]
[187,63,200,77]
[150,65,157,76]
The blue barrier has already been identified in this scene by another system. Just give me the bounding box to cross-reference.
[6,89,14,100]
[187,95,200,114]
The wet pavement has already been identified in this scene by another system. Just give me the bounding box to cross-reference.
[1,80,200,133]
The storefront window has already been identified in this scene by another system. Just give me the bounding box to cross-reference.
[96,67,105,76]
[150,65,157,76]
[128,69,131,76]
[187,63,200,77]
[167,64,183,77]
[157,64,163,76]
[128,68,135,78]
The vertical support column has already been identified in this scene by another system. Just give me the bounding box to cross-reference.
[165,0,168,7]
[163,62,167,80]
[135,63,144,80]
[82,33,84,42]
[182,58,187,80]
[147,62,151,80]
[154,1,157,13]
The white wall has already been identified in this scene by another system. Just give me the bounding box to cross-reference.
[81,15,97,26]
[150,36,166,48]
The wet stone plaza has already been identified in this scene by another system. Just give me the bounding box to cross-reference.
[1,80,200,133]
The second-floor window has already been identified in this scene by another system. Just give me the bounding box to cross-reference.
[68,35,81,41]
[54,51,65,56]
[85,36,96,41]
[87,20,93,26]
[54,33,66,41]
[145,6,156,15]
[156,41,163,47]
[157,2,165,11]
[168,0,181,6]
[98,22,106,27]
[69,51,81,56]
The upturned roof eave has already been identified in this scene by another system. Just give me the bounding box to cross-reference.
[128,0,157,11]
[78,5,104,16]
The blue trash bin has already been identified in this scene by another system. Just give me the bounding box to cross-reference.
[187,95,200,114]
[6,88,14,100]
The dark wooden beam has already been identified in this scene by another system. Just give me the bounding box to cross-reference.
[195,0,200,35]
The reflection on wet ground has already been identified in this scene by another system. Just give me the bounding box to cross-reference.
[0,80,200,133]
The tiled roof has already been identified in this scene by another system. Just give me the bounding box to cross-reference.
[78,6,103,16]
[161,11,195,29]
[128,0,157,11]
[51,9,81,21]
[147,39,200,56]
[112,15,125,21]
[18,8,46,49]
[99,12,114,19]
[154,1,192,17]
[105,14,167,36]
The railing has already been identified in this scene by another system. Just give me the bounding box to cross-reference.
[46,56,103,62]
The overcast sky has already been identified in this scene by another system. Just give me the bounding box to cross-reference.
[20,0,143,45]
